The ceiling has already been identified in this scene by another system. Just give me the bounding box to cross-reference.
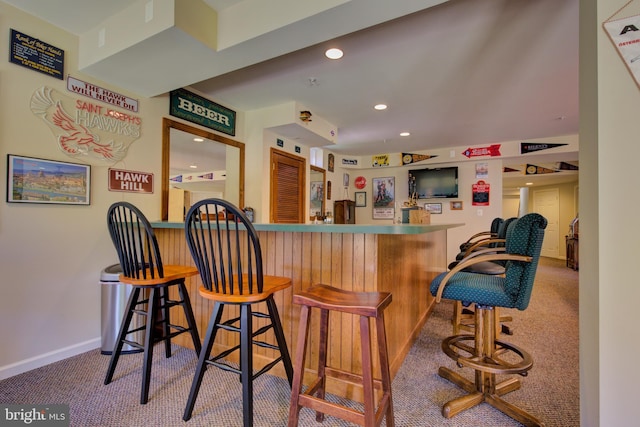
[5,0,579,193]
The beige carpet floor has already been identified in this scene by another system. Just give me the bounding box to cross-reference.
[0,257,578,426]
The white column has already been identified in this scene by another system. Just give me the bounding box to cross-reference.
[518,187,529,217]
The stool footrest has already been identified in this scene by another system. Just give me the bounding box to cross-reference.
[325,366,384,390]
[298,394,365,426]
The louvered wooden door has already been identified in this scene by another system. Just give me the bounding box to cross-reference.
[270,148,305,223]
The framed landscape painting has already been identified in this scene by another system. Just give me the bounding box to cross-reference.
[7,154,91,205]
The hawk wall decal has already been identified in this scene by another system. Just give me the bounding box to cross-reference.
[30,86,141,164]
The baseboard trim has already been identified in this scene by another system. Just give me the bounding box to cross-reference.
[0,338,101,380]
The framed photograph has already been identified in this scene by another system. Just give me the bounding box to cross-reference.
[450,201,463,210]
[7,154,91,205]
[355,191,367,207]
[372,176,395,219]
[424,202,442,214]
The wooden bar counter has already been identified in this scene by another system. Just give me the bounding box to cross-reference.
[151,221,462,401]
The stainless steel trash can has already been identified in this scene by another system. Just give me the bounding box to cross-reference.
[100,264,144,355]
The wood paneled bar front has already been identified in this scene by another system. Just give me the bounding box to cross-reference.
[151,222,462,401]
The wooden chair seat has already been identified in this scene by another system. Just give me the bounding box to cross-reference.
[197,274,291,304]
[117,265,198,286]
[288,284,395,427]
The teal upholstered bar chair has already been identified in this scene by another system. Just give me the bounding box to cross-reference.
[429,213,547,426]
[456,216,504,254]
[448,217,518,335]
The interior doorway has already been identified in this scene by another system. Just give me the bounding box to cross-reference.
[533,188,560,258]
[270,148,305,223]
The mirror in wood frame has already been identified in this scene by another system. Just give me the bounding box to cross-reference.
[161,118,245,221]
[310,165,326,220]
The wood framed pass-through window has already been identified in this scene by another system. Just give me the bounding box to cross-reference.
[270,148,305,223]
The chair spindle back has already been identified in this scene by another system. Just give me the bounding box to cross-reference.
[185,199,263,295]
[107,202,163,280]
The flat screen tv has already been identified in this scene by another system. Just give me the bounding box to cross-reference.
[408,166,458,199]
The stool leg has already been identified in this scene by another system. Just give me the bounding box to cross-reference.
[267,296,293,384]
[359,315,375,427]
[105,287,140,385]
[452,301,462,334]
[288,305,311,427]
[160,287,172,358]
[183,302,224,421]
[140,287,159,404]
[177,282,201,355]
[315,308,330,422]
[376,313,395,427]
[240,304,253,427]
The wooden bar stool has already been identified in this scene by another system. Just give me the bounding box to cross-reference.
[183,199,294,427]
[288,284,394,427]
[104,202,201,405]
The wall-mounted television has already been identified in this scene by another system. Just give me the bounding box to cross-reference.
[408,166,458,199]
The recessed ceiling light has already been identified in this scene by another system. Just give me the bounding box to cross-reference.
[374,104,387,110]
[400,132,410,137]
[526,182,533,186]
[193,138,204,142]
[325,48,343,59]
[190,164,198,169]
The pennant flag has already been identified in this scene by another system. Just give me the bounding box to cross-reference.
[462,144,501,158]
[372,154,390,167]
[503,167,520,173]
[558,162,579,171]
[402,153,438,165]
[520,142,568,154]
[170,175,183,182]
[525,164,558,175]
[198,172,215,180]
[604,14,640,89]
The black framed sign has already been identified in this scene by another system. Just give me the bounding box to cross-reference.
[10,29,64,80]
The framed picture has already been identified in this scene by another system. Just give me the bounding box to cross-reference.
[355,191,367,207]
[310,181,324,212]
[424,202,442,214]
[6,154,91,205]
[372,176,395,219]
[450,201,463,210]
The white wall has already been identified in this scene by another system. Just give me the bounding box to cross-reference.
[580,1,640,425]
[0,4,249,378]
[0,4,168,377]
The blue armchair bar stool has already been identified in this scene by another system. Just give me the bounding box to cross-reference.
[430,213,547,426]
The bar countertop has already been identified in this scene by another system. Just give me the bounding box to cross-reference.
[151,221,464,234]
